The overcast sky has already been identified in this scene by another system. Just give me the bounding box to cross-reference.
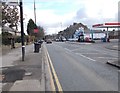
[22,0,119,35]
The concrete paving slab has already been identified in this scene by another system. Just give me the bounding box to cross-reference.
[9,80,41,91]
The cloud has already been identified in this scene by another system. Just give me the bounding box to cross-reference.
[75,7,88,19]
[35,7,77,34]
[71,0,119,28]
[22,0,119,35]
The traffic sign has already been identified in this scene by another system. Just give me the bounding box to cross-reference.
[34,29,39,33]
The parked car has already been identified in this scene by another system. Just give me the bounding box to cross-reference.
[38,40,44,44]
[55,39,60,42]
[46,39,52,44]
[84,37,95,43]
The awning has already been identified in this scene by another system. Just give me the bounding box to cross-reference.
[92,22,120,28]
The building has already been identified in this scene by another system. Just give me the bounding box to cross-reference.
[58,22,89,40]
[1,26,21,36]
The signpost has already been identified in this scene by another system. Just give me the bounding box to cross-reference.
[34,29,38,33]
[5,0,25,61]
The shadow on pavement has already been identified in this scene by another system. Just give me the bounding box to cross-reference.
[2,67,25,83]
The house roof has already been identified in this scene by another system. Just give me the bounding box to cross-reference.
[2,26,15,32]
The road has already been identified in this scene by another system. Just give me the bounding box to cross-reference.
[46,41,118,91]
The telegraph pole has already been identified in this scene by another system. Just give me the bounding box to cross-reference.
[34,0,36,24]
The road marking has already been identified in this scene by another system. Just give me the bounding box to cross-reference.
[79,43,92,45]
[113,45,118,48]
[64,48,72,52]
[97,57,118,59]
[71,48,81,52]
[54,44,63,48]
[25,72,32,76]
[45,45,63,92]
[81,53,99,54]
[76,53,96,62]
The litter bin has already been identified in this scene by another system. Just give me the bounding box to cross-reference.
[34,42,40,53]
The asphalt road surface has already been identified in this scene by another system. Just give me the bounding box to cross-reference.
[46,41,118,91]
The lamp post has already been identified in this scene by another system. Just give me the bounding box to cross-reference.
[19,0,25,61]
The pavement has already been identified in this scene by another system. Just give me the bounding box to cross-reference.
[104,39,120,69]
[105,45,120,69]
[0,43,55,92]
[1,43,22,56]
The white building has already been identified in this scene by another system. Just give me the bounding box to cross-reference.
[74,27,105,39]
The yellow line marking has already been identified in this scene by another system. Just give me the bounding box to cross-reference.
[45,45,63,92]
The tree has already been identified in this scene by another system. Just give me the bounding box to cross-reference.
[2,2,19,31]
[27,19,37,36]
[37,26,45,39]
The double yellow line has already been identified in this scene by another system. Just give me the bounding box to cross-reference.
[44,44,63,92]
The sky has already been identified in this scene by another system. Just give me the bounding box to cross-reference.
[19,0,119,34]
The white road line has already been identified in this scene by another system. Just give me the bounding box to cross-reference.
[79,43,92,45]
[81,53,100,54]
[2,83,7,86]
[76,53,96,62]
[71,48,82,52]
[64,48,72,52]
[97,57,118,59]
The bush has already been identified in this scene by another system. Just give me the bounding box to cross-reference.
[2,32,12,45]
[15,36,21,43]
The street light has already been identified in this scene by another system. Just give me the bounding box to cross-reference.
[6,0,25,61]
[19,0,25,61]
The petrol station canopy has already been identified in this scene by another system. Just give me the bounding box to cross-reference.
[92,22,120,28]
